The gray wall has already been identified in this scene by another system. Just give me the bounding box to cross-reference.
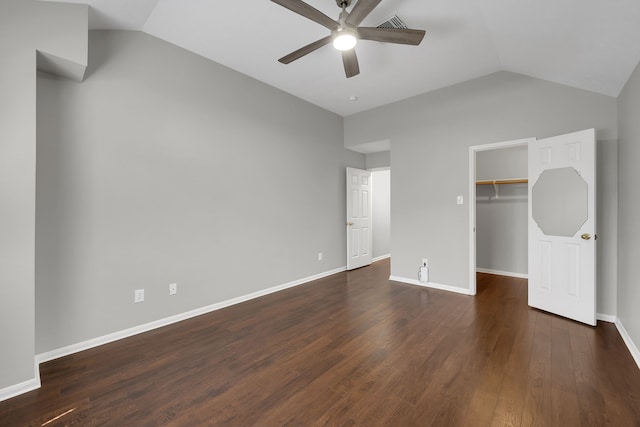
[344,71,618,316]
[476,146,528,181]
[35,30,363,353]
[371,169,391,259]
[618,60,640,353]
[476,146,528,275]
[0,0,87,391]
[365,151,390,169]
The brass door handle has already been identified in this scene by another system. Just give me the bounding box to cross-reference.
[581,233,591,240]
[347,222,354,226]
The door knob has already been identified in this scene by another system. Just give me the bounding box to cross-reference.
[347,222,354,226]
[581,233,591,240]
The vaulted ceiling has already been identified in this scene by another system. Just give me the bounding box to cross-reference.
[42,0,640,116]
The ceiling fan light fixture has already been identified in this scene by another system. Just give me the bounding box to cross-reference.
[272,0,426,78]
[333,30,357,51]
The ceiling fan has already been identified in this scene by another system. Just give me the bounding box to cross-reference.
[272,0,426,78]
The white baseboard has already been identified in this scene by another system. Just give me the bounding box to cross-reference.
[36,266,346,365]
[615,318,640,370]
[596,313,617,323]
[0,363,41,403]
[372,254,390,263]
[389,276,472,295]
[476,268,528,279]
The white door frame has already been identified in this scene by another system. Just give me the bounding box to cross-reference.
[468,138,535,295]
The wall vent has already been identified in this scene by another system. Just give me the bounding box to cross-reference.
[377,15,408,29]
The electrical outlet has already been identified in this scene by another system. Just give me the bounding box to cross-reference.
[169,283,177,296]
[134,289,144,303]
[318,252,323,261]
[457,195,464,205]
[422,258,429,267]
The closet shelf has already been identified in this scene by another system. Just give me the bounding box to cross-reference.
[476,178,528,185]
[476,178,528,200]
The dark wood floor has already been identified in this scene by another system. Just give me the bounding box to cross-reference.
[2,259,639,426]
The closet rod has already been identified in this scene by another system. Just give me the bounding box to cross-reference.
[476,178,528,185]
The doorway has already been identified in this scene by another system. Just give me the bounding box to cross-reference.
[468,138,533,295]
[346,166,391,269]
[469,131,597,326]
[370,168,390,263]
[346,144,392,269]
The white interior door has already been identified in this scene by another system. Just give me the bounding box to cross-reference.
[347,167,372,270]
[528,129,596,325]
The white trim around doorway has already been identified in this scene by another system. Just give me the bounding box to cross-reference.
[468,137,535,295]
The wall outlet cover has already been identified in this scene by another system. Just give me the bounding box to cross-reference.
[134,289,144,303]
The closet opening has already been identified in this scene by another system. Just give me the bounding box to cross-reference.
[468,138,534,294]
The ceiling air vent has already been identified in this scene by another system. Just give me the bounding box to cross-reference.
[377,15,408,30]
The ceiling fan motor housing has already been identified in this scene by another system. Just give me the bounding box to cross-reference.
[336,0,352,7]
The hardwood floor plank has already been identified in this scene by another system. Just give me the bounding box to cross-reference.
[566,319,608,426]
[1,265,639,426]
[457,277,525,426]
[521,310,553,427]
[489,279,534,427]
[550,318,581,425]
[491,373,529,427]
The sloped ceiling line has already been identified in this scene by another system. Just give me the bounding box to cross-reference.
[40,0,640,116]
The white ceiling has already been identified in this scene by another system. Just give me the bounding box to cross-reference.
[43,0,640,116]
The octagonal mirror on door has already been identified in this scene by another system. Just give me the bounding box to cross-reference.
[532,166,588,237]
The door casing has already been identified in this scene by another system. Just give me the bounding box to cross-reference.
[468,138,535,295]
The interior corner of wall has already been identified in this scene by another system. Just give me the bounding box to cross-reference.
[36,50,87,82]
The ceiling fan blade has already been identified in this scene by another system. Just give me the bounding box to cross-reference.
[358,27,426,45]
[278,36,333,64]
[271,0,338,30]
[346,0,381,27]
[342,49,360,78]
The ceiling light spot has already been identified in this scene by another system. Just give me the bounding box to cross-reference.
[349,96,359,101]
[333,31,357,51]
